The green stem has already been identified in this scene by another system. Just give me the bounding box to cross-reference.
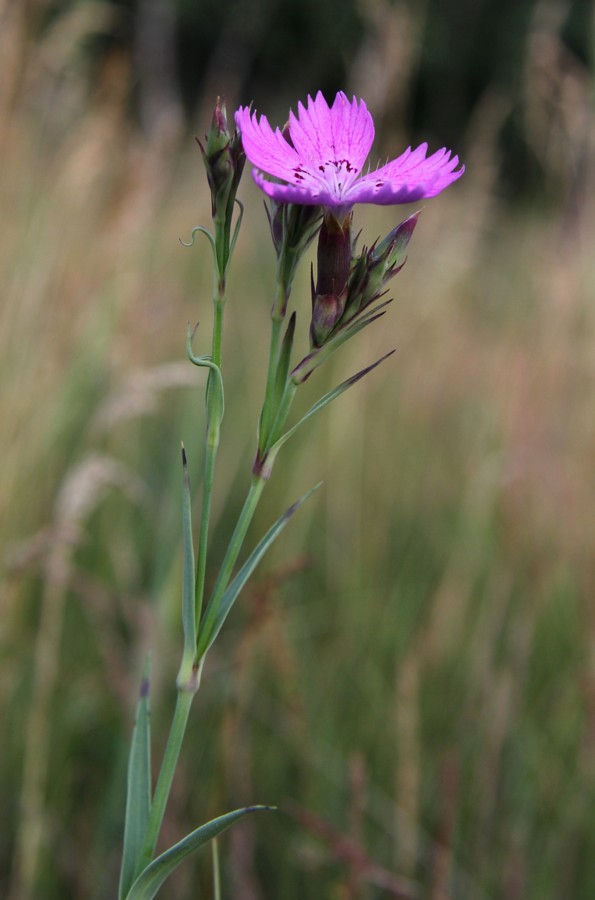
[195,288,225,625]
[196,261,297,658]
[212,838,221,900]
[133,203,237,877]
[260,258,294,441]
[211,289,224,367]
[145,242,227,867]
[258,314,283,450]
[140,685,197,867]
[214,219,228,285]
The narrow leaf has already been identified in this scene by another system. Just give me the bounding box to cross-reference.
[197,482,321,658]
[181,445,196,659]
[259,312,297,454]
[263,313,298,449]
[274,312,296,408]
[268,380,298,447]
[292,306,390,383]
[125,806,272,900]
[227,199,245,262]
[119,659,152,900]
[276,351,395,452]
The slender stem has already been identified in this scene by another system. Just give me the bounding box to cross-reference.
[194,439,217,623]
[145,252,226,867]
[258,281,286,448]
[125,178,242,879]
[140,686,196,867]
[195,286,225,624]
[212,838,221,900]
[134,206,294,870]
[214,219,228,286]
[211,292,224,367]
[259,316,283,445]
[197,260,297,657]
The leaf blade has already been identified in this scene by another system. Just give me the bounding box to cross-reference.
[275,350,395,453]
[181,445,197,663]
[125,806,273,900]
[196,483,321,658]
[119,660,152,900]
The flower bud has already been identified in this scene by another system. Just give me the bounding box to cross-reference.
[265,188,322,319]
[343,212,419,324]
[197,97,245,224]
[266,199,322,261]
[310,211,352,346]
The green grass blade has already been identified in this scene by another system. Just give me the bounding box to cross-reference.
[119,659,152,900]
[180,445,196,669]
[125,806,273,900]
[197,482,321,658]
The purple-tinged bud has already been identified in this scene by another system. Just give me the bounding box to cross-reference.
[375,211,418,273]
[266,199,322,261]
[343,211,419,324]
[197,97,245,224]
[310,211,352,346]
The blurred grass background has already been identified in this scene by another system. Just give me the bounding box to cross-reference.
[1,0,595,897]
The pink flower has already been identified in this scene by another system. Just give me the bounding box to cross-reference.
[235,91,463,215]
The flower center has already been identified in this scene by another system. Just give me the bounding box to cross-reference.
[292,158,358,200]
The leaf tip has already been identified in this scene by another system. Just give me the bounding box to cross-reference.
[245,804,278,813]
[140,674,150,700]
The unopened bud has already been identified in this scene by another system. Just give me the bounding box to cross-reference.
[197,97,245,223]
[310,211,352,346]
[343,212,419,323]
[267,200,321,259]
[265,198,322,319]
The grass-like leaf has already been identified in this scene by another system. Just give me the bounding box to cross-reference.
[275,350,395,454]
[227,199,245,264]
[258,312,297,454]
[125,806,272,900]
[119,659,152,900]
[291,304,391,383]
[180,446,196,663]
[196,482,321,658]
[274,312,297,410]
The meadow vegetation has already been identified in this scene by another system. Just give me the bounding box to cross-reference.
[1,2,595,897]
